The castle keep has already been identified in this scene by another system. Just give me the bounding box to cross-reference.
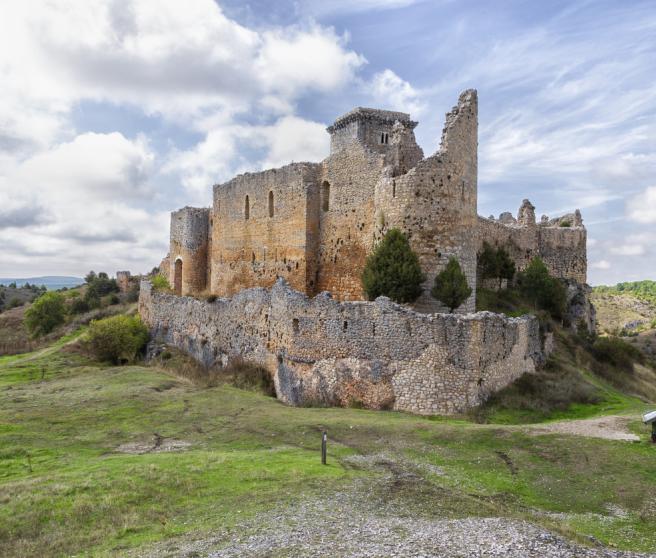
[144,90,589,415]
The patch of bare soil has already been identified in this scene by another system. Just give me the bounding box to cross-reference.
[530,416,639,441]
[116,434,192,454]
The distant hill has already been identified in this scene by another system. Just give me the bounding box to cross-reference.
[0,276,84,290]
[594,280,656,304]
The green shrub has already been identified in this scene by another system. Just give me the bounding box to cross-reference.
[24,292,67,337]
[478,242,499,281]
[592,336,644,373]
[86,315,149,364]
[224,358,276,396]
[559,220,572,227]
[70,298,90,315]
[126,284,140,303]
[151,274,171,291]
[477,242,515,287]
[361,228,424,303]
[107,293,120,305]
[431,257,472,312]
[7,297,23,309]
[84,271,119,301]
[516,257,567,319]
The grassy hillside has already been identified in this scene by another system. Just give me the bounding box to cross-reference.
[475,287,656,422]
[1,317,655,555]
[594,280,656,305]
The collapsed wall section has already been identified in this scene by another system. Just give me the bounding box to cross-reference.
[140,278,544,415]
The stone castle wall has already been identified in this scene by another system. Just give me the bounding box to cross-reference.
[169,207,211,295]
[140,279,545,415]
[477,200,587,283]
[376,90,478,313]
[211,163,321,297]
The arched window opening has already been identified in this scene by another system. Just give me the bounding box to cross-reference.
[174,258,183,296]
[322,181,330,212]
[245,195,250,220]
[268,190,274,217]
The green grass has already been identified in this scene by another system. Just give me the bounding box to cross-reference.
[1,340,655,556]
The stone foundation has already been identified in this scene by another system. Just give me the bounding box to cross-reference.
[139,279,545,415]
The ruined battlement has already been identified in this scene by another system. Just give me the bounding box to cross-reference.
[478,200,587,283]
[140,278,545,415]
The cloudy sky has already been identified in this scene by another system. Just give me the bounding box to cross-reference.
[1,0,654,285]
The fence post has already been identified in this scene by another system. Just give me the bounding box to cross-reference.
[321,431,327,465]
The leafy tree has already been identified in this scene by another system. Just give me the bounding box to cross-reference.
[361,228,425,303]
[86,315,149,364]
[516,257,566,319]
[24,292,67,337]
[84,271,97,284]
[478,242,499,281]
[431,257,472,312]
[70,298,90,315]
[478,242,516,288]
[84,272,119,302]
[496,247,516,287]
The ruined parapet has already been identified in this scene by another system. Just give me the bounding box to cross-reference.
[517,199,536,226]
[170,207,210,296]
[389,120,424,175]
[477,201,587,284]
[140,278,545,416]
[116,271,131,293]
[498,212,516,225]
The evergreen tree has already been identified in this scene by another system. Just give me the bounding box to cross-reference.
[478,242,499,280]
[517,257,566,319]
[431,257,472,312]
[496,247,516,287]
[361,228,425,303]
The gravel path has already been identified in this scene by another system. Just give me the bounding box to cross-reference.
[140,493,652,558]
[530,415,640,441]
[136,454,653,558]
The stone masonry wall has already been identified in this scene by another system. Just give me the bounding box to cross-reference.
[477,200,587,283]
[211,163,321,297]
[140,279,545,415]
[169,207,210,295]
[376,90,478,313]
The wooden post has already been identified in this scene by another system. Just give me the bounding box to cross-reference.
[321,431,327,465]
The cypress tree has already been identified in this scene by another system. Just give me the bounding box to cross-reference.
[431,257,472,312]
[361,228,425,303]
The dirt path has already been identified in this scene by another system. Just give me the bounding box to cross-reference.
[529,415,640,441]
[0,330,83,370]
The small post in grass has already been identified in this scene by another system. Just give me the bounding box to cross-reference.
[642,410,656,443]
[321,431,327,465]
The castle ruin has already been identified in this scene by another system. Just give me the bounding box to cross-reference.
[142,90,588,415]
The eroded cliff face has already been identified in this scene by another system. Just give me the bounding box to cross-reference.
[140,279,545,415]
